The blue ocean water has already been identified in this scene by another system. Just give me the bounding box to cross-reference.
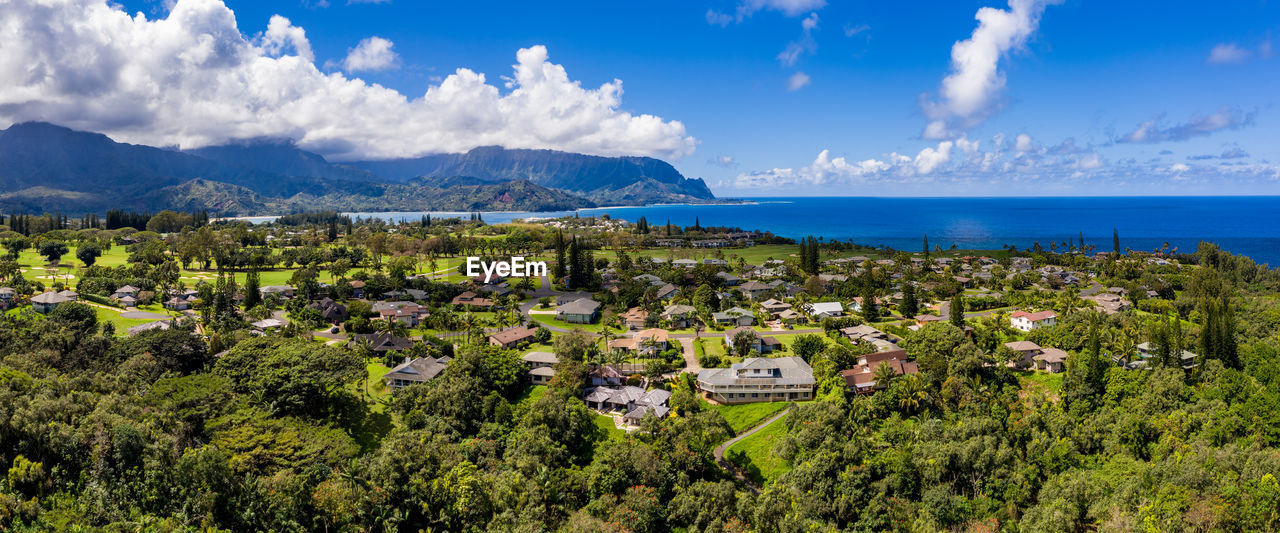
[344,196,1280,265]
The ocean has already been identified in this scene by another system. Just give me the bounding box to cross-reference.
[308,197,1280,265]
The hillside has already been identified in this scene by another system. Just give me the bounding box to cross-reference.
[0,122,716,214]
[349,145,716,204]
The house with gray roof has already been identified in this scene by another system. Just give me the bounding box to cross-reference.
[712,306,755,326]
[661,304,698,328]
[696,356,815,404]
[557,298,601,324]
[31,291,72,314]
[584,386,671,420]
[739,280,770,300]
[556,291,595,306]
[654,283,679,300]
[724,327,781,354]
[383,356,450,391]
[0,287,15,310]
[522,351,559,384]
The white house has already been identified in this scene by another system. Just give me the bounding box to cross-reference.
[1010,310,1057,332]
[807,301,845,319]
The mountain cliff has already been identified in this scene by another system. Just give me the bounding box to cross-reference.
[351,145,715,204]
[0,122,715,215]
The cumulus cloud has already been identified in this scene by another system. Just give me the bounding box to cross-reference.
[921,0,1061,139]
[262,15,314,63]
[338,36,399,72]
[0,0,697,161]
[787,71,811,91]
[1117,108,1257,144]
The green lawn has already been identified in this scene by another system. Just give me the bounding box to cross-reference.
[594,414,627,441]
[703,397,791,434]
[726,412,793,485]
[363,362,393,410]
[93,306,160,334]
[529,313,605,333]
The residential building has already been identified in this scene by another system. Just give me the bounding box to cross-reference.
[655,283,679,300]
[584,386,672,423]
[1033,347,1070,373]
[840,349,919,394]
[696,356,815,404]
[807,301,845,319]
[383,356,450,391]
[352,331,414,353]
[739,280,770,300]
[451,291,494,309]
[712,306,755,326]
[661,304,697,328]
[760,298,791,317]
[522,351,559,384]
[723,327,781,354]
[557,298,601,324]
[31,291,71,314]
[609,328,671,356]
[1011,310,1058,332]
[621,307,649,329]
[489,326,537,348]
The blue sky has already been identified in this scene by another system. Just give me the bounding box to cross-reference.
[3,0,1278,196]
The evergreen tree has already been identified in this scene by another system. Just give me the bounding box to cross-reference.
[1113,228,1121,256]
[923,233,930,259]
[553,232,567,280]
[949,292,965,327]
[900,280,919,317]
[243,270,262,310]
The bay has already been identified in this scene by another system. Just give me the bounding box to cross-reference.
[288,196,1280,266]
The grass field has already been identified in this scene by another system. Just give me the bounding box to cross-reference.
[529,313,605,333]
[92,306,161,334]
[703,397,791,434]
[1017,370,1064,396]
[363,362,393,410]
[726,412,793,485]
[594,414,627,440]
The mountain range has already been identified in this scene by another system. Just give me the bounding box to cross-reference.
[0,122,716,215]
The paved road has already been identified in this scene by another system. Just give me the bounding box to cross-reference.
[712,407,792,493]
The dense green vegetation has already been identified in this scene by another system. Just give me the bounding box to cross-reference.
[1,208,1279,531]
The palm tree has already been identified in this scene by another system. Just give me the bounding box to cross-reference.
[872,362,898,391]
[898,374,930,414]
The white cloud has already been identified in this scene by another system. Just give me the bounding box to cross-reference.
[787,71,811,90]
[1014,133,1034,152]
[777,12,819,66]
[914,141,953,174]
[709,154,738,168]
[262,15,314,63]
[1206,43,1251,64]
[708,0,827,25]
[1118,108,1256,144]
[705,9,733,27]
[843,23,869,37]
[921,0,1061,138]
[0,0,697,161]
[339,36,398,72]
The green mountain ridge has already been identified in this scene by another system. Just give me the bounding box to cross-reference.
[0,122,716,215]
